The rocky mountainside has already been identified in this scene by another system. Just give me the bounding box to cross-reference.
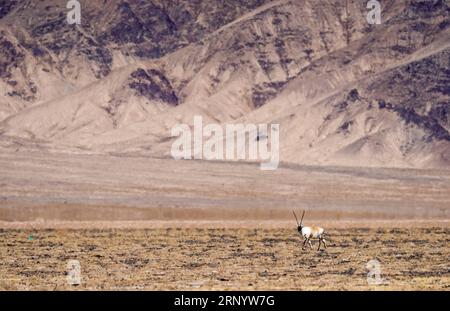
[0,0,449,168]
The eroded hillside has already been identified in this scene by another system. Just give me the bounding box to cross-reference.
[0,0,449,168]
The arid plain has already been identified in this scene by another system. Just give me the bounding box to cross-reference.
[0,151,449,290]
[1,0,450,291]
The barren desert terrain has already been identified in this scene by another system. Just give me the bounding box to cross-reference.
[0,151,449,290]
[0,226,448,291]
[0,0,449,292]
[0,151,449,222]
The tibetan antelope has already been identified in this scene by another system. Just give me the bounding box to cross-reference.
[293,211,327,251]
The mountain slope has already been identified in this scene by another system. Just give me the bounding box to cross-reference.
[0,0,449,168]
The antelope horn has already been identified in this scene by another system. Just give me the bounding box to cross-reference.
[292,211,300,226]
[300,210,305,226]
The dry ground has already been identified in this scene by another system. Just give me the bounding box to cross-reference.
[0,151,449,221]
[0,152,448,290]
[0,226,448,291]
